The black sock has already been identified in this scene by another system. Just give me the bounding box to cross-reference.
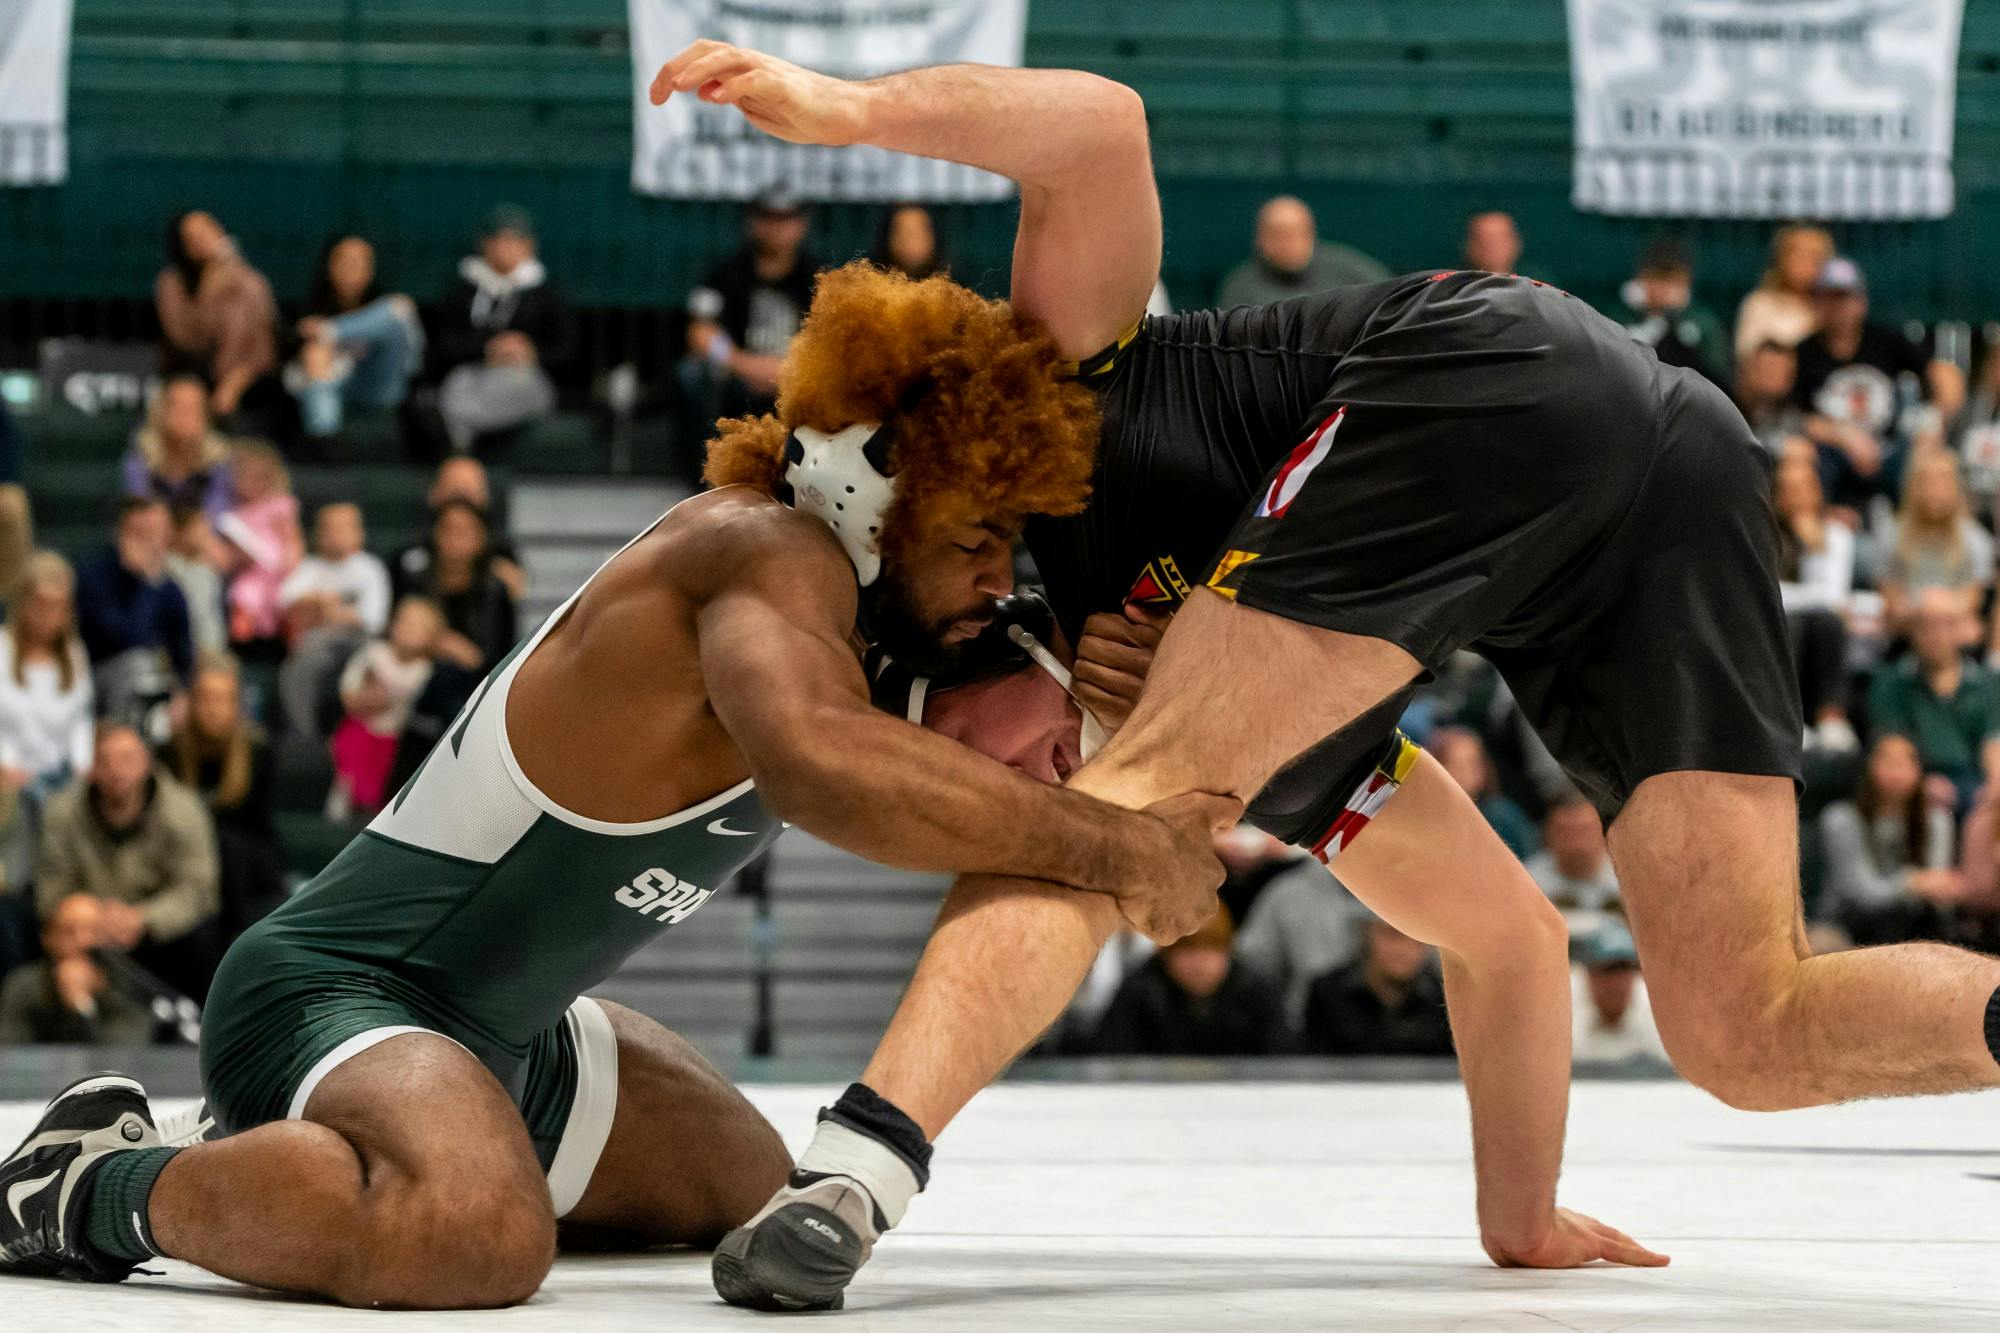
[82,1146,179,1262]
[821,1082,932,1189]
[1985,987,2000,1070]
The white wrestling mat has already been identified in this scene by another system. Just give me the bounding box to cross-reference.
[5,1078,1996,1330]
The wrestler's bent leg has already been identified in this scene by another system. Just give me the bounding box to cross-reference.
[149,1034,556,1308]
[1611,771,2000,1109]
[714,592,1420,1310]
[559,999,791,1250]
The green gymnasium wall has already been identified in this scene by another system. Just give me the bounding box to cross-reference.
[3,0,1999,324]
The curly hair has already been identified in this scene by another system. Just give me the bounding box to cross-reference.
[704,262,1100,565]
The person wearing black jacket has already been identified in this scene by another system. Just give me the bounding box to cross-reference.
[1089,909,1288,1056]
[158,654,285,941]
[1301,916,1455,1056]
[679,191,821,434]
[433,205,574,452]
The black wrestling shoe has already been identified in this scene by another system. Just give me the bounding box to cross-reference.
[0,1073,162,1281]
[711,1168,890,1312]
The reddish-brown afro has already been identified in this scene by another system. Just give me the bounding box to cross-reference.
[703,262,1100,564]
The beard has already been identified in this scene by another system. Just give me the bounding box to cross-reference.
[861,573,987,679]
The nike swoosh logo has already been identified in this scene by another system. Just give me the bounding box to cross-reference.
[7,1171,59,1228]
[707,818,757,837]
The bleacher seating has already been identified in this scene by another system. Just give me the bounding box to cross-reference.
[1,0,1994,322]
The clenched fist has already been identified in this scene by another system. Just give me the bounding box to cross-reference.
[1117,791,1243,946]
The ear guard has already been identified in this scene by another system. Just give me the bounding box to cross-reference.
[776,421,900,586]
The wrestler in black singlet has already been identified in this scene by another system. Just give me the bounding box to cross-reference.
[1025,269,1802,854]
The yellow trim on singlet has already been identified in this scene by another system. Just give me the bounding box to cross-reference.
[1387,732,1420,784]
[1062,319,1144,379]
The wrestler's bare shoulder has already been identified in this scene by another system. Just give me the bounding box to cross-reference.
[641,485,853,595]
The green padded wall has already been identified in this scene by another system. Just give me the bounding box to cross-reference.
[1,0,1997,321]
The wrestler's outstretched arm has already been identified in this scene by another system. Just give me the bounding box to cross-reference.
[693,509,1236,908]
[650,43,1159,357]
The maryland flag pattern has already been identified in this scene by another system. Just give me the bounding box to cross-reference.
[1125,554,1191,608]
[1205,548,1261,601]
[1308,731,1420,864]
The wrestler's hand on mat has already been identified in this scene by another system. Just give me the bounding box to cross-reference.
[650,41,868,146]
[1484,1207,1670,1269]
[1073,606,1170,733]
[1120,791,1244,945]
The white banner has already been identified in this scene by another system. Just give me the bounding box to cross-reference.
[629,0,1024,201]
[1568,1,1965,219]
[0,0,71,185]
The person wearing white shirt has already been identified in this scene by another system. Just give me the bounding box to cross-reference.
[1772,451,1861,752]
[276,502,392,739]
[1571,922,1668,1065]
[0,553,95,794]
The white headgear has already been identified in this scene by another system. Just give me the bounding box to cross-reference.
[781,421,900,587]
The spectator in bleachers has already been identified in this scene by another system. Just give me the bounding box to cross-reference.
[1089,907,1287,1056]
[681,191,820,424]
[36,722,221,1002]
[1570,921,1666,1064]
[871,202,946,281]
[76,498,194,723]
[1233,844,1367,1027]
[1950,747,2000,942]
[1461,210,1557,286]
[0,894,153,1046]
[1734,223,1833,358]
[1215,196,1390,310]
[287,233,424,444]
[166,507,229,656]
[1774,453,1860,751]
[1816,732,1960,946]
[278,501,392,740]
[1619,238,1729,386]
[0,552,93,798]
[154,210,279,421]
[330,596,442,818]
[391,499,516,671]
[1796,258,1966,505]
[1432,725,1540,857]
[1525,794,1621,936]
[124,375,234,523]
[1954,341,2000,514]
[215,441,304,658]
[1735,340,1808,460]
[0,393,29,604]
[159,653,282,939]
[1880,452,1990,633]
[393,456,526,602]
[1301,915,1453,1056]
[1870,588,2000,802]
[433,205,573,453]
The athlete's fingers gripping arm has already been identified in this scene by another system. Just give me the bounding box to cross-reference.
[696,542,1178,896]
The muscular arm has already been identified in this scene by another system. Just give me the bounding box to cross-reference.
[694,519,1195,896]
[653,46,1160,357]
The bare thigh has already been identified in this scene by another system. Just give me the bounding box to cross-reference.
[157,1031,556,1308]
[557,1000,791,1250]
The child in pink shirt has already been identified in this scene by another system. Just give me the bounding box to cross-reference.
[218,441,304,653]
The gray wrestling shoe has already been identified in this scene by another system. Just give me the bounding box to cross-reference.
[712,1167,884,1311]
[713,1112,923,1312]
[0,1073,163,1281]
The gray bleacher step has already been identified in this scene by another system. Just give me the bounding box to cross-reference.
[510,477,688,539]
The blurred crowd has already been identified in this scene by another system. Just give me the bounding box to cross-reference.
[0,188,1995,1061]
